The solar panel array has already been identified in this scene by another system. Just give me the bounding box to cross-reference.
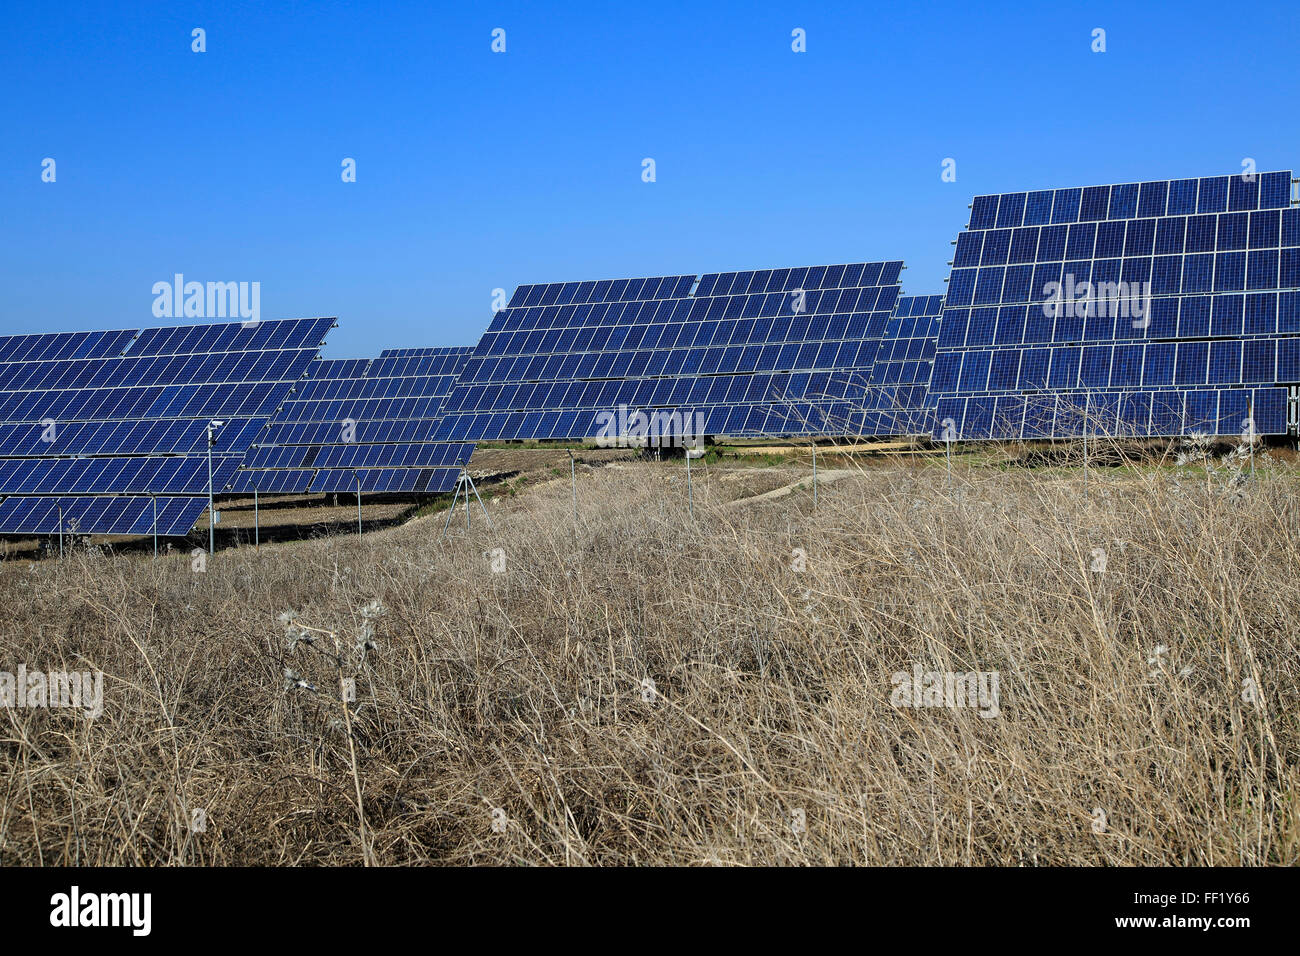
[0,317,333,536]
[7,169,1300,540]
[929,172,1297,439]
[433,263,904,442]
[228,346,474,494]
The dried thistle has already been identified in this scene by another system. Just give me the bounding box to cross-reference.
[283,667,316,692]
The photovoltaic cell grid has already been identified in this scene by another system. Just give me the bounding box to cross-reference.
[930,172,1296,439]
[433,263,904,442]
[377,347,446,357]
[0,496,207,536]
[228,346,475,494]
[0,317,333,489]
[0,317,334,536]
[862,294,942,435]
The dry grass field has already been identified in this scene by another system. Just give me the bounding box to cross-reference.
[0,446,1297,865]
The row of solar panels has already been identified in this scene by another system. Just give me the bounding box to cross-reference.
[948,252,1299,305]
[955,212,1298,267]
[934,388,1287,441]
[932,340,1300,394]
[0,276,923,535]
[968,174,1292,229]
[427,174,1298,448]
[940,295,1300,350]
[0,496,208,536]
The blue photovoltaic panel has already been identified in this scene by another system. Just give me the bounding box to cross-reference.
[0,455,240,495]
[228,346,475,495]
[862,294,943,435]
[434,262,905,442]
[126,317,332,356]
[930,172,1297,438]
[0,317,333,530]
[0,418,268,459]
[310,466,463,494]
[0,495,206,536]
[0,328,138,363]
[378,346,464,358]
[506,275,698,309]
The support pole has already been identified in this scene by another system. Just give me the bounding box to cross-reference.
[206,419,225,556]
[58,504,64,559]
[811,440,818,509]
[254,488,259,549]
[207,435,215,555]
[440,479,460,540]
[1248,396,1256,478]
[569,449,578,525]
[1083,392,1090,503]
[152,495,158,559]
[440,471,492,541]
[466,471,492,527]
[355,472,362,539]
[686,452,694,519]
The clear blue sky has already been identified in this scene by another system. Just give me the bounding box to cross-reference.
[3,0,1298,358]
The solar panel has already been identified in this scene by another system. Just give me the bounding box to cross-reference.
[378,347,455,358]
[860,294,943,435]
[0,495,206,536]
[433,263,904,443]
[929,172,1296,439]
[126,317,330,356]
[0,317,334,533]
[0,329,141,363]
[228,346,475,495]
[0,455,241,494]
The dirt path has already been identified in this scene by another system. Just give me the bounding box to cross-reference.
[721,467,858,508]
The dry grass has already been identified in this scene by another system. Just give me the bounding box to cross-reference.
[1,451,1297,865]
